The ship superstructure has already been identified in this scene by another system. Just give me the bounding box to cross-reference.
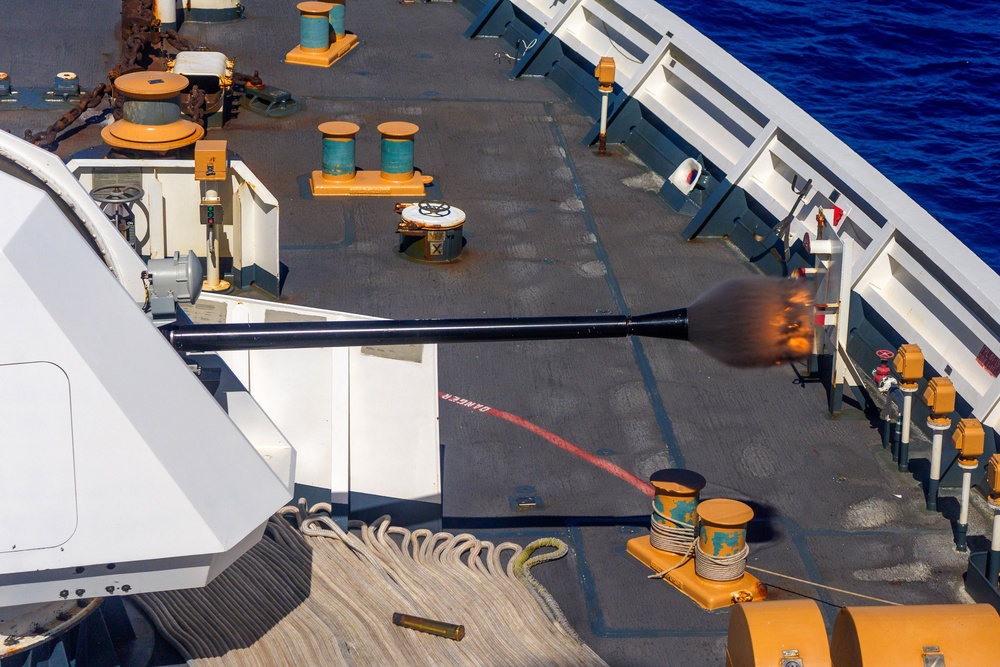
[1,0,998,664]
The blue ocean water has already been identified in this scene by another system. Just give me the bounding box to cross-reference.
[664,0,1000,271]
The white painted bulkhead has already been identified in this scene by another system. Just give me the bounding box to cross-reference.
[195,294,442,510]
[0,159,290,606]
[68,158,281,296]
[0,130,442,607]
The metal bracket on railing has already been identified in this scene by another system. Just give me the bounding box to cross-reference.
[753,176,813,264]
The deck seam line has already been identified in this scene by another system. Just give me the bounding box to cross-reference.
[570,527,728,638]
[301,95,554,104]
[281,203,356,251]
[546,101,686,469]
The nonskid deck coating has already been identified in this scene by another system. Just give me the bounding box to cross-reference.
[0,1,987,664]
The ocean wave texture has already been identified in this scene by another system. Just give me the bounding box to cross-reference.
[665,0,1000,270]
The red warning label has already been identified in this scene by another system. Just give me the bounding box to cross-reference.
[976,345,1000,378]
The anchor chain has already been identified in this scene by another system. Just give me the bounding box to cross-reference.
[233,70,265,89]
[22,83,111,148]
[184,85,208,129]
[23,0,266,147]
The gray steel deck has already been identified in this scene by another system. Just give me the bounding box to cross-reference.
[1,1,987,664]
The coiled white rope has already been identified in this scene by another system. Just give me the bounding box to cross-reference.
[648,504,696,555]
[645,502,698,580]
[642,493,901,605]
[645,500,750,584]
[134,502,608,667]
[694,543,750,582]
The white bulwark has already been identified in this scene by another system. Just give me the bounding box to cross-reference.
[500,0,1000,426]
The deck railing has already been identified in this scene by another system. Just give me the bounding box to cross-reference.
[471,0,1000,430]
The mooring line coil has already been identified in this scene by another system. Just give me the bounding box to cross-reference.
[694,542,750,582]
[649,502,696,555]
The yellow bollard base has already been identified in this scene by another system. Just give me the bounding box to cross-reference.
[285,34,359,68]
[310,169,434,197]
[101,120,205,152]
[202,279,232,293]
[626,535,767,610]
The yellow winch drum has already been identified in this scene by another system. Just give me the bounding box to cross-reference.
[102,72,205,151]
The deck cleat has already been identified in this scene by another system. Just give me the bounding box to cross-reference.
[239,84,303,117]
[43,72,83,105]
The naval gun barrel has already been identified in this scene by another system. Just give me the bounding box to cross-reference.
[165,309,689,352]
[164,276,817,368]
